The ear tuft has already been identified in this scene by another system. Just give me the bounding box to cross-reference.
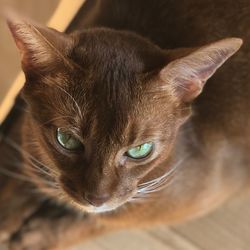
[160,38,243,102]
[6,12,46,65]
[5,10,72,72]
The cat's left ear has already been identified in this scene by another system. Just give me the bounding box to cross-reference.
[160,38,243,102]
[5,11,72,72]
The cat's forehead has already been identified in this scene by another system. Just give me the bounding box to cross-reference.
[58,74,171,147]
[70,28,166,75]
[53,73,161,146]
[49,29,170,143]
[65,28,168,113]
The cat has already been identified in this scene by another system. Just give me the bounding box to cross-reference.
[1,0,250,249]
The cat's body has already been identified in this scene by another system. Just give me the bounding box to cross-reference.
[1,0,250,249]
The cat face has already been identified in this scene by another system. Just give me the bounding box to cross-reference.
[21,30,182,213]
[7,14,242,213]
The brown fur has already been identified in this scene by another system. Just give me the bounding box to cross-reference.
[1,0,250,249]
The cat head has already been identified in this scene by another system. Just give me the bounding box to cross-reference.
[7,14,242,213]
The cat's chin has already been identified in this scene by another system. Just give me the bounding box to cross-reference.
[73,202,121,214]
[60,185,129,213]
[84,204,119,213]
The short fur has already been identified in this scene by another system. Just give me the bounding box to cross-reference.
[1,0,250,249]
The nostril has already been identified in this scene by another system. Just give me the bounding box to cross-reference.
[84,192,110,207]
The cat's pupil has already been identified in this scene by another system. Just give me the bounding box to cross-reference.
[56,128,82,151]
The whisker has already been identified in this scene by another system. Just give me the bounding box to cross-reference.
[26,158,58,178]
[2,136,60,190]
[0,163,59,189]
[140,177,175,194]
[138,158,184,189]
[135,155,191,200]
[139,172,175,193]
[0,167,34,183]
[3,136,58,175]
[52,84,83,120]
[29,186,60,195]
[35,71,84,121]
[40,115,75,127]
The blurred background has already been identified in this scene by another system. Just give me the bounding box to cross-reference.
[0,1,250,250]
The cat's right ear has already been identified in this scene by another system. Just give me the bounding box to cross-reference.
[5,11,72,73]
[159,38,243,103]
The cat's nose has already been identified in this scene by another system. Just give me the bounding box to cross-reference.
[84,192,110,207]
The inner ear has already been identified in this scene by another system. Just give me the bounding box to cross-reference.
[160,38,243,102]
[6,12,73,72]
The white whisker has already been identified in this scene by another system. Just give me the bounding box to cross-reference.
[138,158,184,190]
[133,154,190,201]
[2,136,59,190]
[26,158,58,178]
[3,136,57,175]
[0,165,57,188]
[0,167,33,183]
[51,84,83,120]
[40,115,74,127]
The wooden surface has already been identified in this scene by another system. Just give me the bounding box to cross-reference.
[70,194,250,250]
[1,193,250,250]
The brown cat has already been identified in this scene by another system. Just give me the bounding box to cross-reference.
[1,0,250,249]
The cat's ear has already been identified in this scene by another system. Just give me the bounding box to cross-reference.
[160,38,243,102]
[6,11,72,72]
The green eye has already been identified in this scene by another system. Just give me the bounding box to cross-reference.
[126,142,154,159]
[56,128,82,151]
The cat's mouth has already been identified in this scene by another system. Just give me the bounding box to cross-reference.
[81,204,119,213]
[61,183,133,213]
[69,197,126,213]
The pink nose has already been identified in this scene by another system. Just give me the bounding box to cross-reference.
[84,193,110,207]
